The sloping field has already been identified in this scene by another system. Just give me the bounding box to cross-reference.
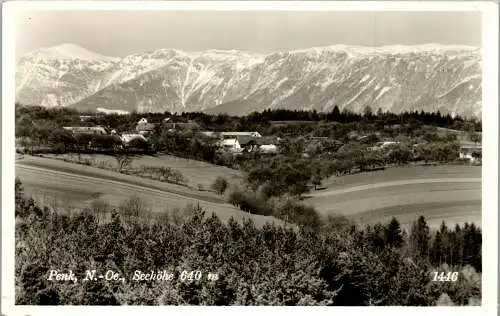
[320,164,480,189]
[306,165,481,228]
[15,156,278,227]
[41,153,245,189]
[16,155,482,229]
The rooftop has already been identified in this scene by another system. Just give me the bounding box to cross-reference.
[221,131,261,137]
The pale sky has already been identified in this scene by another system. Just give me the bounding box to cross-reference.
[16,11,481,58]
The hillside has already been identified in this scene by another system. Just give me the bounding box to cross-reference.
[16,44,481,117]
[16,155,277,227]
[304,165,481,228]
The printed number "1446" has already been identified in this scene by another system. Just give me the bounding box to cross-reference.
[432,272,458,282]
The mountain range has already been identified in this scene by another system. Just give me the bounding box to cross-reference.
[16,43,482,117]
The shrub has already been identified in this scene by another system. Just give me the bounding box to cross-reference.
[170,170,188,184]
[436,293,455,306]
[323,214,356,232]
[212,176,228,195]
[273,198,321,230]
[227,188,272,216]
[53,142,66,154]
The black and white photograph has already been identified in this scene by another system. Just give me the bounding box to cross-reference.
[2,1,498,312]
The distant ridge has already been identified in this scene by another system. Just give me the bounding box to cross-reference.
[23,43,117,62]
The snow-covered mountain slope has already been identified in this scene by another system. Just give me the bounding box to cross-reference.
[16,45,175,108]
[26,43,118,62]
[16,44,481,117]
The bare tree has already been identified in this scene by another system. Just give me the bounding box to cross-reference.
[119,194,147,219]
[91,199,110,223]
[115,154,133,173]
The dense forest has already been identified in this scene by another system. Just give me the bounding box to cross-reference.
[15,178,481,306]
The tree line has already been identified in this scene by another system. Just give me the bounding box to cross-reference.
[178,106,481,132]
[16,103,481,136]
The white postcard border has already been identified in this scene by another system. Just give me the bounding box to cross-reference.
[2,1,498,315]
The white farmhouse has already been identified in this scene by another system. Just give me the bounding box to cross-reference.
[121,133,148,145]
[259,144,278,153]
[221,132,262,138]
[459,142,482,163]
[218,138,242,153]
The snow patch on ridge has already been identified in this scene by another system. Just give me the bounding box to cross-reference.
[275,77,289,90]
[345,80,373,106]
[288,43,479,59]
[437,74,481,98]
[360,74,370,83]
[97,107,130,115]
[376,87,392,101]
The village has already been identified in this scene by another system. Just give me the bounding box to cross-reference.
[59,115,482,164]
[63,116,281,154]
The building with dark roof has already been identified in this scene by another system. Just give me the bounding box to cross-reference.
[459,141,482,163]
[136,118,156,135]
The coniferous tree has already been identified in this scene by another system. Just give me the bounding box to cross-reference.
[409,216,430,261]
[461,223,481,270]
[431,221,450,265]
[453,224,464,266]
[330,105,341,121]
[363,106,373,120]
[431,229,443,265]
[372,223,387,249]
[384,217,404,249]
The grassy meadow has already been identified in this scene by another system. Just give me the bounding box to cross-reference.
[15,155,280,227]
[305,165,481,228]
